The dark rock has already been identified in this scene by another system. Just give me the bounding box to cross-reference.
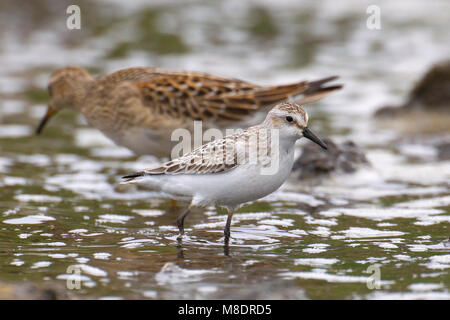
[375,60,450,117]
[373,104,405,117]
[407,61,450,111]
[0,282,74,300]
[437,142,450,160]
[293,138,369,179]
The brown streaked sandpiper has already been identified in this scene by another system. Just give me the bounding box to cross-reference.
[37,66,341,158]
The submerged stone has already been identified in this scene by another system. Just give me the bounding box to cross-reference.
[0,281,74,300]
[293,138,369,179]
[375,60,450,117]
[436,142,450,160]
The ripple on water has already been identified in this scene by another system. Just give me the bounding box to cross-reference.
[294,258,339,267]
[303,243,330,254]
[395,196,450,209]
[17,154,51,166]
[0,0,449,301]
[3,214,55,225]
[333,227,405,239]
[423,254,450,270]
[366,291,450,300]
[280,268,394,285]
[14,194,61,203]
[3,176,29,186]
[0,157,13,172]
[132,209,165,217]
[97,214,133,224]
[0,125,31,138]
[90,147,134,158]
[321,207,445,221]
[155,262,220,285]
[30,261,52,269]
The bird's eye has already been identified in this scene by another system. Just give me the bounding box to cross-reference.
[285,116,294,123]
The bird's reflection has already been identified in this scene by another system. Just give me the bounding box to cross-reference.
[224,237,231,257]
[176,236,185,259]
[175,234,232,257]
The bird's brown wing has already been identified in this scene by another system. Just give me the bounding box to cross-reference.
[122,131,248,181]
[134,72,342,122]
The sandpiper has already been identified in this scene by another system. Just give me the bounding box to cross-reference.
[121,102,327,243]
[37,66,341,157]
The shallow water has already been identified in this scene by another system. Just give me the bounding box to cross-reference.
[0,0,449,299]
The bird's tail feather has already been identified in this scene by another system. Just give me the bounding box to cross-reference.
[121,171,146,184]
[254,76,342,105]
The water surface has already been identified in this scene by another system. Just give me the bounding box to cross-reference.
[0,0,449,299]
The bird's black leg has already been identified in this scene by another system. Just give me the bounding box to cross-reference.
[224,210,234,242]
[223,210,234,256]
[177,206,192,236]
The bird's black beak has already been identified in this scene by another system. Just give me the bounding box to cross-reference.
[36,105,57,135]
[303,127,327,150]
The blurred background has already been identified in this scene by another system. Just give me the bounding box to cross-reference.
[0,0,449,300]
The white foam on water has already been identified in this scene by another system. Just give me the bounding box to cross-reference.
[3,215,55,225]
[224,212,272,221]
[303,243,329,254]
[132,209,165,217]
[309,227,332,237]
[414,215,450,226]
[54,154,82,165]
[69,229,89,234]
[366,291,450,300]
[155,262,219,285]
[14,194,61,203]
[423,254,450,270]
[294,258,339,267]
[30,261,52,269]
[32,242,66,247]
[258,218,294,227]
[408,283,444,292]
[93,253,111,260]
[0,125,31,138]
[17,154,51,166]
[304,216,338,226]
[46,172,110,197]
[281,268,393,285]
[119,237,159,249]
[73,264,108,277]
[375,242,399,249]
[380,162,450,185]
[18,233,32,239]
[48,254,68,259]
[398,144,438,159]
[3,176,29,186]
[264,191,325,207]
[10,259,25,266]
[335,227,405,239]
[0,157,13,172]
[142,290,157,298]
[56,274,93,283]
[0,100,26,115]
[75,128,116,147]
[322,207,444,221]
[393,254,413,261]
[97,214,133,224]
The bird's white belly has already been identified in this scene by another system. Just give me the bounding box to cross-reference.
[104,127,175,157]
[164,149,296,207]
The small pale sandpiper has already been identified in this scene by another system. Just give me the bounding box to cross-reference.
[121,102,327,246]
